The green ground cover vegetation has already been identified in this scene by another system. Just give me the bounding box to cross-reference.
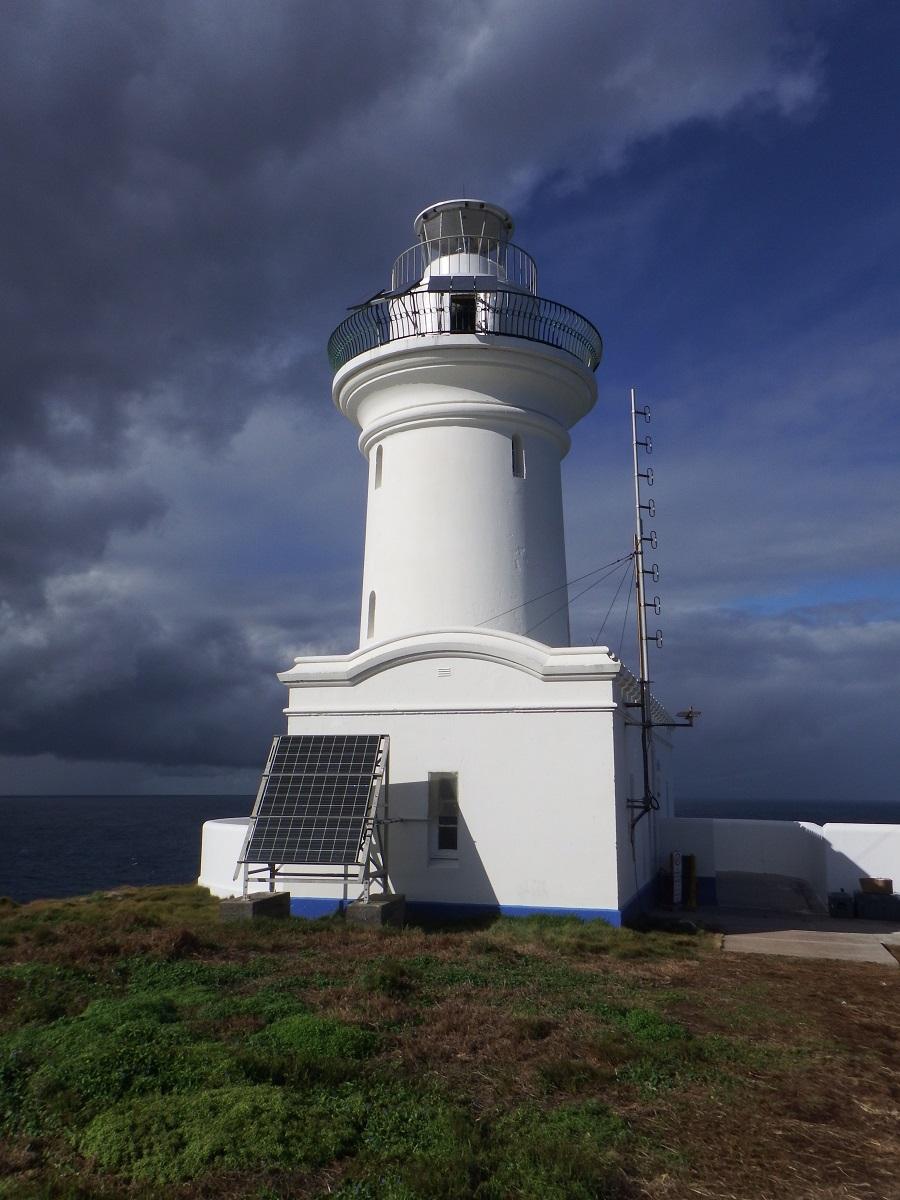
[0,886,896,1199]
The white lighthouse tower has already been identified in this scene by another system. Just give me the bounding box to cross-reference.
[200,199,675,923]
[339,199,596,648]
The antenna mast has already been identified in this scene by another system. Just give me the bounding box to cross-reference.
[630,387,661,827]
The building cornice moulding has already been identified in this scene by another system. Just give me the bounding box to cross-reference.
[278,627,622,687]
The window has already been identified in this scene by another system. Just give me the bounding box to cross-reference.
[366,591,376,640]
[374,444,383,489]
[511,435,525,478]
[449,294,477,333]
[428,772,459,859]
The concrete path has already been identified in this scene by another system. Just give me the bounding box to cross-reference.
[653,907,900,968]
[723,925,900,967]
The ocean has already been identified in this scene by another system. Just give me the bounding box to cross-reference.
[3,794,900,905]
[2,795,252,904]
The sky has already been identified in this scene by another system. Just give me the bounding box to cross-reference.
[1,0,898,804]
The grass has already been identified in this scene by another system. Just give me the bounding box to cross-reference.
[0,886,897,1198]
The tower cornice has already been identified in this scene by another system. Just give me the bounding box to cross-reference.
[333,336,596,455]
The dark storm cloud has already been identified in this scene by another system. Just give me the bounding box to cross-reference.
[0,0,820,460]
[0,0,821,578]
[653,602,900,801]
[0,1,828,782]
[1,0,372,457]
[0,453,163,604]
[0,584,347,767]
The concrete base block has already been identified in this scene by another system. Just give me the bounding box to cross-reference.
[346,894,406,928]
[220,891,291,921]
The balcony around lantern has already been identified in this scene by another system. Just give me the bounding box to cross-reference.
[328,286,603,375]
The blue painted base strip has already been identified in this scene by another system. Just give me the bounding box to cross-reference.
[406,900,624,925]
[500,903,622,926]
[289,897,344,919]
[287,874,715,926]
[286,896,623,925]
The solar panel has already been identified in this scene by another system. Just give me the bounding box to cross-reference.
[241,734,385,866]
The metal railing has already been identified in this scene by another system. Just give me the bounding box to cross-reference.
[328,290,603,373]
[390,237,538,293]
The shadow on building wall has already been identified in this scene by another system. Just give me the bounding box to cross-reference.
[383,780,500,918]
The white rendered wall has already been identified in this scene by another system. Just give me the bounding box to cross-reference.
[657,817,900,902]
[334,339,596,648]
[197,637,679,917]
[199,817,255,898]
[198,633,637,915]
[283,708,621,913]
[274,631,626,914]
[614,715,673,908]
[657,818,828,897]
[714,821,827,893]
[824,824,900,893]
[362,422,569,644]
[658,817,716,878]
[201,803,900,912]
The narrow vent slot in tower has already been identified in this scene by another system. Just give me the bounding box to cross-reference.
[374,443,384,489]
[511,436,526,478]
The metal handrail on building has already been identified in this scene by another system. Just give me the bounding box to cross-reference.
[328,290,603,374]
[390,237,538,294]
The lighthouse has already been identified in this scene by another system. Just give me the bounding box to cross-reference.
[332,199,600,647]
[199,199,675,923]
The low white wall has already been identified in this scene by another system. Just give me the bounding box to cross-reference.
[824,824,900,893]
[657,817,716,878]
[658,817,900,902]
[198,817,251,897]
[198,816,368,906]
[715,820,827,898]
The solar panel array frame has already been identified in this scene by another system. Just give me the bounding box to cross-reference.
[242,734,384,866]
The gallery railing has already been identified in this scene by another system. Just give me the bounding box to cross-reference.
[328,290,603,373]
[390,237,538,293]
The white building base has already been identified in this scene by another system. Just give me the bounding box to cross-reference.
[198,628,673,924]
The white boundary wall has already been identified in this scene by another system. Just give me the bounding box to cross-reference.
[824,824,900,892]
[658,817,900,900]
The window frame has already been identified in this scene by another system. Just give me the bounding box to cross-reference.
[428,772,459,861]
[449,293,477,333]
